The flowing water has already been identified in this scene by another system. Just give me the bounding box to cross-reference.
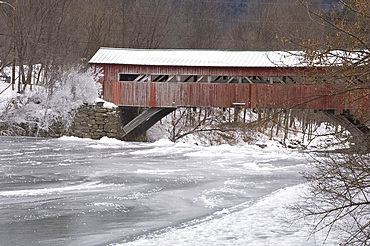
[0,136,320,246]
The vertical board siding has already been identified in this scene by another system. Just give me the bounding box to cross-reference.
[103,80,113,103]
[112,82,121,105]
[102,81,369,112]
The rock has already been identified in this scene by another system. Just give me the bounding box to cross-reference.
[104,124,117,132]
[256,143,268,149]
[96,102,104,107]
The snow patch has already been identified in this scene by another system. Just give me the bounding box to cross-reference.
[0,181,124,197]
[96,98,117,109]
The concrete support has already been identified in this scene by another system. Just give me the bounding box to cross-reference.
[118,106,175,141]
[117,107,147,141]
[323,110,370,151]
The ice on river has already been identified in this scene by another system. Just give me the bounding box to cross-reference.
[0,136,341,245]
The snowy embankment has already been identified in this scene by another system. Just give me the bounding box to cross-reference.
[147,109,350,151]
[114,184,341,246]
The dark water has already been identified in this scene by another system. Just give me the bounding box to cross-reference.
[0,137,308,246]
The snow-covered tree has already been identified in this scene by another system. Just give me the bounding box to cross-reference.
[0,66,101,136]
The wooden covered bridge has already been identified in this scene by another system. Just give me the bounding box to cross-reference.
[89,47,369,139]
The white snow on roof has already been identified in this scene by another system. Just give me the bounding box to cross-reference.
[89,47,305,67]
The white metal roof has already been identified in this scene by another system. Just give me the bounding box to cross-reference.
[89,47,306,68]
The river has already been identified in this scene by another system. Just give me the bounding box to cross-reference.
[0,136,339,245]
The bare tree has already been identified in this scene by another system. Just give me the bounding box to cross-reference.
[177,0,225,49]
[166,107,258,145]
[0,1,16,86]
[298,151,370,244]
[230,0,329,50]
[230,0,278,50]
[3,0,83,92]
[293,1,370,244]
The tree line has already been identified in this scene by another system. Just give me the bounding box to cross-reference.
[0,0,334,92]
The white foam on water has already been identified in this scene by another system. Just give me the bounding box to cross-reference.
[58,136,93,142]
[0,181,123,197]
[135,169,189,175]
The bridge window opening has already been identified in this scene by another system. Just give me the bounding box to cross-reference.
[184,76,194,82]
[196,76,204,82]
[153,75,163,82]
[227,77,235,83]
[119,74,140,82]
[215,76,222,82]
[287,76,296,84]
[153,75,170,82]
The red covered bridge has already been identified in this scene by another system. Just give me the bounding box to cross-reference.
[89,48,369,139]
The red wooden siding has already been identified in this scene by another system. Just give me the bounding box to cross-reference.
[103,81,370,112]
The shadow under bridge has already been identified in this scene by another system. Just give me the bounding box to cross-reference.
[119,107,175,141]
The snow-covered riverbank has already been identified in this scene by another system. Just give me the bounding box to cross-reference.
[117,184,341,246]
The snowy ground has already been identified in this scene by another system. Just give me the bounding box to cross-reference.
[147,108,351,151]
[116,184,341,246]
[0,80,16,111]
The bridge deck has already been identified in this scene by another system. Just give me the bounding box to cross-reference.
[104,81,369,113]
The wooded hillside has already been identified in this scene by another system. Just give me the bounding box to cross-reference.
[0,0,335,72]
